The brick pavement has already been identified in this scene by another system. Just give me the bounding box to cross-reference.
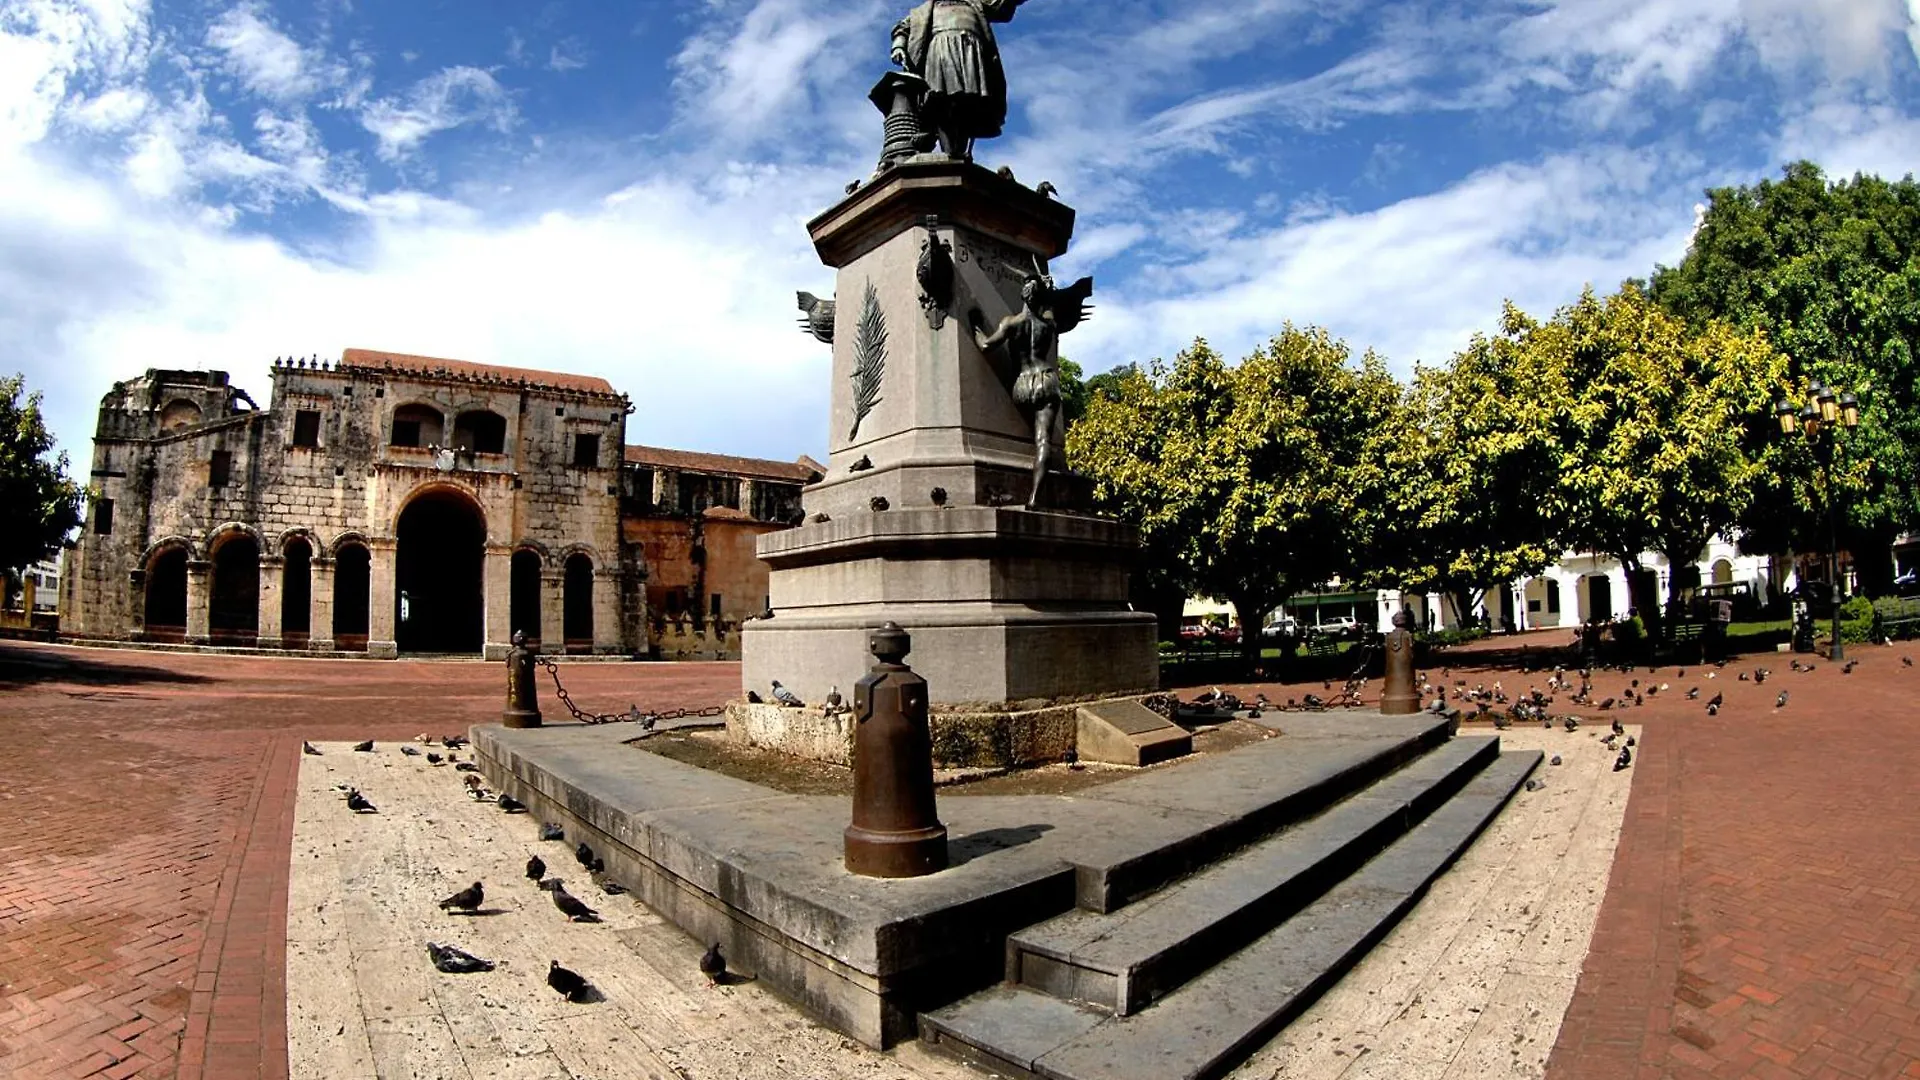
[0,643,736,1080]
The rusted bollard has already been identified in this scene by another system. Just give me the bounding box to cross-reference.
[503,630,543,729]
[844,623,948,878]
[1380,610,1420,716]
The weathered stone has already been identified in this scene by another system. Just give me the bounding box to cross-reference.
[1075,701,1191,767]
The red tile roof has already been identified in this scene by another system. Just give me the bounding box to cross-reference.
[339,348,620,397]
[624,444,823,484]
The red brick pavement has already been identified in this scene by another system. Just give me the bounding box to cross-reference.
[0,643,736,1080]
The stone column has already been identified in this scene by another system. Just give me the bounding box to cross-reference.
[185,559,212,645]
[482,545,512,661]
[593,564,621,655]
[541,569,565,654]
[309,559,336,652]
[257,555,284,650]
[367,538,398,659]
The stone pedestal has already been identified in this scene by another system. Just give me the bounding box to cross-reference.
[743,159,1157,710]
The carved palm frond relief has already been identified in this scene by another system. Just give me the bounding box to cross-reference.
[849,280,887,441]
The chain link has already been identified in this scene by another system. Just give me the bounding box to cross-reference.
[533,655,728,726]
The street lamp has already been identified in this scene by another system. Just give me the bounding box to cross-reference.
[1775,383,1863,660]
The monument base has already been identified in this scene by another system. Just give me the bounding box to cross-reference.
[728,693,1176,769]
[743,506,1158,710]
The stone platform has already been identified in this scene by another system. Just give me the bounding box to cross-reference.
[474,710,1533,1063]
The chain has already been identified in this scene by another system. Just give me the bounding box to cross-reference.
[533,655,727,726]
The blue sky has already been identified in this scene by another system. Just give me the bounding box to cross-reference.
[4,0,1919,469]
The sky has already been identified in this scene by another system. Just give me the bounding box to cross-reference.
[4,0,1919,469]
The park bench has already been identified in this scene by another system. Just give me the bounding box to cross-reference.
[1876,599,1920,641]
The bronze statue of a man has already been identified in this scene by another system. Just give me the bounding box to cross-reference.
[891,0,1027,160]
[970,273,1093,509]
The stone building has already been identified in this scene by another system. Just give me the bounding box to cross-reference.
[622,446,822,659]
[62,352,814,660]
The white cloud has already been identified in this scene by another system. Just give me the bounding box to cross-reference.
[1908,0,1920,66]
[206,3,323,102]
[548,39,587,72]
[669,0,883,151]
[360,66,515,162]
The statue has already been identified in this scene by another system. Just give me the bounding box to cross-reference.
[890,0,1029,160]
[968,272,1094,509]
[1379,610,1419,716]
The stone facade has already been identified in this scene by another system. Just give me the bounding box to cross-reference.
[62,352,816,661]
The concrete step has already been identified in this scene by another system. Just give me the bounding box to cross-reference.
[1008,735,1501,1015]
[921,749,1542,1080]
[1065,714,1456,913]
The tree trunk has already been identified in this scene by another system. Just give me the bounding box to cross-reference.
[1850,524,1898,599]
[1231,594,1271,673]
[1447,587,1480,631]
[1621,554,1663,643]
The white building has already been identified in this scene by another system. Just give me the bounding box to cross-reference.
[4,558,59,613]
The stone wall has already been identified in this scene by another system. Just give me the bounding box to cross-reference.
[625,511,787,659]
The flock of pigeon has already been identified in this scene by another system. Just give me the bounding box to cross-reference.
[303,734,742,1007]
[743,680,850,716]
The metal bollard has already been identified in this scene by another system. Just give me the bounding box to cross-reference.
[844,622,948,878]
[1379,610,1420,716]
[503,630,543,729]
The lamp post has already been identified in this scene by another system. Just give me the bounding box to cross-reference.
[1774,383,1862,660]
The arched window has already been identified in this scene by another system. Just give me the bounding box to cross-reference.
[451,410,506,454]
[159,399,202,432]
[390,404,445,448]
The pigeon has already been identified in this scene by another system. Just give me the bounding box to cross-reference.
[439,882,484,913]
[426,942,495,974]
[593,872,627,896]
[463,773,484,791]
[1036,180,1058,199]
[1905,656,1914,667]
[401,745,421,757]
[1686,688,1700,700]
[848,455,873,472]
[1776,691,1789,709]
[1613,747,1632,771]
[455,762,479,773]
[443,735,469,749]
[770,681,804,708]
[1755,668,1770,684]
[352,740,374,753]
[824,687,845,714]
[1598,698,1616,711]
[1524,779,1543,792]
[1563,716,1579,731]
[1611,717,1624,736]
[552,884,599,922]
[1549,755,1562,766]
[537,877,564,892]
[527,854,547,882]
[302,741,321,756]
[425,752,443,765]
[498,793,526,813]
[1843,661,1858,675]
[345,789,377,814]
[1707,702,1720,716]
[539,823,566,842]
[1626,736,1636,747]
[745,690,764,704]
[575,842,596,868]
[699,942,728,984]
[1706,693,1723,710]
[547,961,592,1003]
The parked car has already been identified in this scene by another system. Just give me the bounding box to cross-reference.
[1261,617,1301,640]
[1897,570,1920,597]
[1310,616,1362,639]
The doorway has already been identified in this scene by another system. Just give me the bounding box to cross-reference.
[563,553,594,654]
[334,544,371,649]
[511,549,542,645]
[283,538,312,645]
[209,534,260,644]
[144,547,189,640]
[396,489,486,654]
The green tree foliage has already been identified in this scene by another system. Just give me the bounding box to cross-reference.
[1651,162,1920,593]
[1368,307,1564,626]
[0,374,83,575]
[1067,328,1399,663]
[1521,286,1787,628]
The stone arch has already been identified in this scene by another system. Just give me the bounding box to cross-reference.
[389,401,446,448]
[1712,558,1735,586]
[332,540,372,646]
[512,539,554,565]
[205,521,265,557]
[327,530,373,559]
[276,527,316,556]
[141,539,195,637]
[281,534,314,639]
[159,399,202,432]
[450,409,507,454]
[394,485,488,654]
[140,535,201,568]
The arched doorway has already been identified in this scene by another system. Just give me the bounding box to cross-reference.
[563,553,594,654]
[396,489,486,654]
[511,550,543,645]
[209,535,260,645]
[334,544,371,649]
[283,538,312,645]
[1713,559,1734,586]
[144,547,189,641]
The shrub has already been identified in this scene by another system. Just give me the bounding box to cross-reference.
[1417,627,1488,648]
[1837,595,1876,644]
[1611,616,1645,644]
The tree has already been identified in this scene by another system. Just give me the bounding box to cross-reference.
[1059,358,1139,425]
[1067,328,1401,666]
[1651,162,1920,594]
[1523,286,1787,633]
[1364,308,1566,628]
[1,374,84,575]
